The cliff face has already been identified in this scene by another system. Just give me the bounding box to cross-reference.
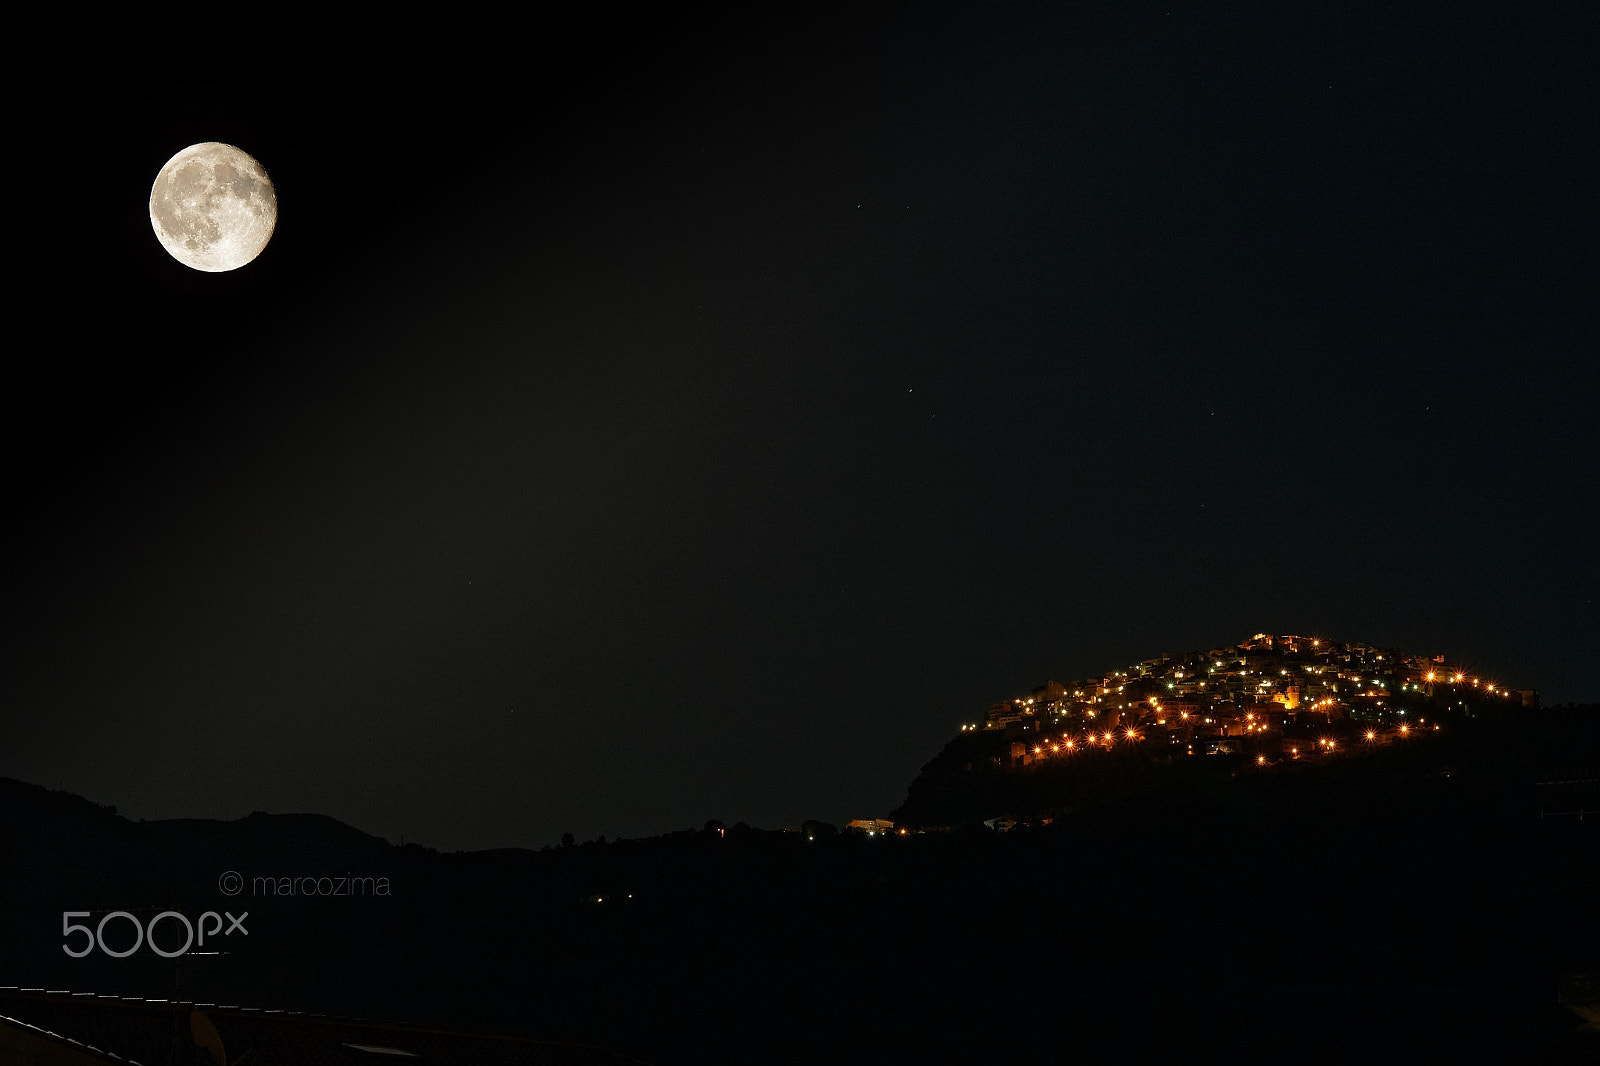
[889,729,1012,828]
[889,727,1184,828]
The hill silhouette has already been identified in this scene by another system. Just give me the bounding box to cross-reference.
[3,708,1598,1064]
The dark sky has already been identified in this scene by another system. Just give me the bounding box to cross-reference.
[8,5,1596,849]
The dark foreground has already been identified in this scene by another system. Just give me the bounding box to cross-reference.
[3,709,1597,1064]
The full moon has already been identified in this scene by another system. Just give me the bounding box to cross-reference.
[149,142,277,272]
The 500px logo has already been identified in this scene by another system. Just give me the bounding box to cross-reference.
[62,910,247,959]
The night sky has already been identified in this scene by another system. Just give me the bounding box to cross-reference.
[8,5,1596,850]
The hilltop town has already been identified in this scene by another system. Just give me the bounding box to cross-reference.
[961,632,1535,766]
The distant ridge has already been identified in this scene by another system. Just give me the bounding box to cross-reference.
[0,775,391,916]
